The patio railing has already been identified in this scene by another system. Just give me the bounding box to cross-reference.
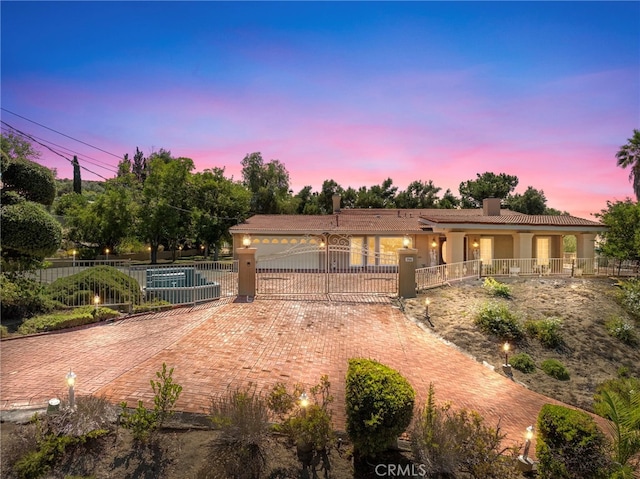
[416,260,481,291]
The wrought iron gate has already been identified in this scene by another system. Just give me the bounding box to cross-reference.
[256,236,398,295]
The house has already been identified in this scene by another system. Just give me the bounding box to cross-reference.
[229,197,606,274]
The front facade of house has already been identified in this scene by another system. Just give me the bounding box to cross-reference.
[229,198,606,272]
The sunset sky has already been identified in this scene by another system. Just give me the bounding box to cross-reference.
[2,1,638,219]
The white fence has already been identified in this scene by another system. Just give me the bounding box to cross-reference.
[34,260,238,308]
[416,260,481,291]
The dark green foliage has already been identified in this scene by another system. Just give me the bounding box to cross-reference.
[541,359,570,380]
[525,317,564,348]
[509,352,536,373]
[595,200,640,264]
[537,404,611,479]
[474,302,524,341]
[120,363,182,442]
[506,186,548,215]
[47,265,142,307]
[0,275,56,321]
[346,358,415,458]
[594,376,640,418]
[482,277,512,298]
[1,158,56,206]
[72,156,82,194]
[411,383,521,479]
[1,202,62,260]
[17,306,119,335]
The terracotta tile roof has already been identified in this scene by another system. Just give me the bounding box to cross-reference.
[231,214,425,233]
[420,212,604,227]
[230,208,605,234]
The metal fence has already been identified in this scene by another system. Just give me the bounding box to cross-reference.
[33,260,238,309]
[416,260,481,291]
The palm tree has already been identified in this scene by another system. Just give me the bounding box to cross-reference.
[616,129,640,201]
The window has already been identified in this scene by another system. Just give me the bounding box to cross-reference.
[379,237,403,265]
[536,237,550,266]
[479,237,493,263]
[350,237,364,266]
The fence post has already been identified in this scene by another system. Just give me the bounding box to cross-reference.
[571,259,575,277]
[237,247,257,298]
[398,248,418,299]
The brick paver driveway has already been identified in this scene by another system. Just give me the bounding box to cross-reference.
[1,296,568,450]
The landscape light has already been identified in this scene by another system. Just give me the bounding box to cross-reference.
[425,298,434,327]
[503,342,510,365]
[299,392,309,409]
[518,425,535,471]
[66,370,76,409]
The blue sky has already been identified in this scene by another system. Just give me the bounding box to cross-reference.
[2,1,639,218]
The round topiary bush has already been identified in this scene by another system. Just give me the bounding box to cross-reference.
[541,359,570,380]
[510,352,536,373]
[346,358,415,458]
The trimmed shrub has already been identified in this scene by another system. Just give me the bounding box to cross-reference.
[474,302,524,342]
[525,317,564,348]
[606,316,637,345]
[537,404,610,479]
[48,265,142,307]
[510,352,536,373]
[17,306,120,335]
[483,277,512,298]
[346,358,415,458]
[1,201,62,260]
[0,275,56,322]
[541,359,570,381]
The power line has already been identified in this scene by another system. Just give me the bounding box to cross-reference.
[1,121,110,180]
[0,125,118,174]
[1,107,124,160]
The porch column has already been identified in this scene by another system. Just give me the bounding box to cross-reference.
[514,232,534,274]
[398,248,418,299]
[237,247,257,297]
[576,233,596,273]
[444,232,466,264]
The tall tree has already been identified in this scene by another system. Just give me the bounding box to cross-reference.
[616,129,640,201]
[395,180,441,208]
[595,199,640,265]
[437,189,461,209]
[318,179,344,213]
[459,172,519,208]
[191,168,251,259]
[72,155,82,194]
[241,152,290,214]
[506,186,547,215]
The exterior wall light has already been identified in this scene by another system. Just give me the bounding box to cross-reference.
[242,235,252,248]
[431,239,437,248]
[473,240,479,249]
[66,370,77,409]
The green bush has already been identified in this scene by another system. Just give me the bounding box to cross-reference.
[1,202,62,261]
[474,302,524,342]
[0,275,56,322]
[593,375,640,417]
[618,279,640,319]
[120,363,182,443]
[525,317,564,348]
[48,265,142,307]
[483,277,512,298]
[509,352,536,373]
[411,384,520,479]
[346,358,415,458]
[541,359,570,381]
[537,404,610,479]
[606,316,637,345]
[17,306,119,335]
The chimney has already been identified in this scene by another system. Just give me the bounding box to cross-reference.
[482,198,501,216]
[332,194,341,213]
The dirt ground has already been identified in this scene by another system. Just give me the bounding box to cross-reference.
[1,276,637,478]
[403,276,640,413]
